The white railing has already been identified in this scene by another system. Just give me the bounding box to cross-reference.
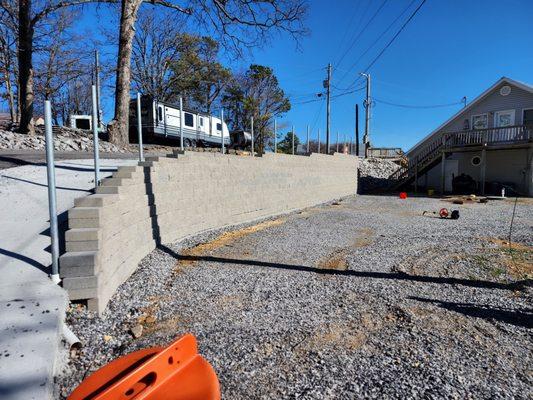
[444,125,532,148]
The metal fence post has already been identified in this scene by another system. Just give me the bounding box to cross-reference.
[306,125,310,153]
[336,131,339,153]
[92,86,101,186]
[318,128,321,154]
[179,97,184,151]
[220,108,225,154]
[136,92,144,162]
[44,101,60,284]
[251,116,254,157]
[292,125,295,155]
[274,119,277,153]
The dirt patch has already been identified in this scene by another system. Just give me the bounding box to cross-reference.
[318,248,349,270]
[176,218,286,269]
[317,229,375,270]
[485,238,533,279]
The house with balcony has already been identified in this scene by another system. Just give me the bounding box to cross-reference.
[391,77,533,196]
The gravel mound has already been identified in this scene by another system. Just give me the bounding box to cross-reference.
[0,127,129,153]
[358,157,401,193]
[57,196,532,399]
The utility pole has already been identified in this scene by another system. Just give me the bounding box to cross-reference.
[291,125,295,155]
[355,104,360,156]
[360,73,371,158]
[325,63,332,154]
[336,131,339,153]
[274,119,277,153]
[306,125,310,153]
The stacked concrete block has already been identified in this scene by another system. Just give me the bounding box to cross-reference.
[60,151,358,313]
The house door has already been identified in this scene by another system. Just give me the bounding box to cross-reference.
[444,160,458,192]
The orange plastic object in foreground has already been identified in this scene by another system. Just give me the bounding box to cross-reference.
[68,334,220,400]
[399,192,408,199]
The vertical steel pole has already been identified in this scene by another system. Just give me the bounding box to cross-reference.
[274,119,277,153]
[92,86,100,186]
[306,125,310,153]
[336,131,339,153]
[251,116,254,157]
[220,108,225,154]
[95,50,102,126]
[136,92,144,162]
[44,101,60,284]
[292,125,295,155]
[179,97,184,150]
[318,128,321,154]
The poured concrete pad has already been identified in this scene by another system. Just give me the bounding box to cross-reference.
[0,158,137,399]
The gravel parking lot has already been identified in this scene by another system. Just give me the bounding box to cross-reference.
[59,195,532,399]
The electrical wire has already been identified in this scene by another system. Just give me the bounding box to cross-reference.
[334,0,390,69]
[336,0,418,87]
[374,97,464,109]
[338,0,428,94]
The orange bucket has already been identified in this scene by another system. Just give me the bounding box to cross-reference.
[68,334,220,400]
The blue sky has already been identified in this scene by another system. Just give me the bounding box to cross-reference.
[243,0,533,150]
[4,0,532,151]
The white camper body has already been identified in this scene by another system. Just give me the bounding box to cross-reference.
[131,96,230,147]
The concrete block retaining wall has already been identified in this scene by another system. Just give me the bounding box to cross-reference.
[60,151,358,313]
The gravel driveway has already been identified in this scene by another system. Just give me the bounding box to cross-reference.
[58,195,532,399]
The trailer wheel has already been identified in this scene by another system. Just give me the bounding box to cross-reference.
[191,140,197,148]
[184,138,192,148]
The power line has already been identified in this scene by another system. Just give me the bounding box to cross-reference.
[334,0,390,69]
[336,0,418,87]
[363,0,427,73]
[374,97,464,109]
[341,0,428,92]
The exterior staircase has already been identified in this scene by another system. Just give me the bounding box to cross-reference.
[387,137,445,191]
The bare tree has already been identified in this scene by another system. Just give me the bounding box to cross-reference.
[131,11,185,102]
[0,0,118,134]
[0,5,18,123]
[108,0,307,145]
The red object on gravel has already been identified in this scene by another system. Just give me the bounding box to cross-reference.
[399,192,408,199]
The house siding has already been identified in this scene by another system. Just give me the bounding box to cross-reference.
[409,81,533,160]
[441,83,533,132]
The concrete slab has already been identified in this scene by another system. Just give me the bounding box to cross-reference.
[0,158,137,399]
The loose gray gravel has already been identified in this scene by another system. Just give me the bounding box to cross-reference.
[58,195,532,399]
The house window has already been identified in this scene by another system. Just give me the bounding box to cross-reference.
[184,113,194,127]
[524,109,533,126]
[494,109,515,127]
[471,114,488,130]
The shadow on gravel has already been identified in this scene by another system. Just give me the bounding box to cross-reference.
[156,245,530,292]
[410,296,533,329]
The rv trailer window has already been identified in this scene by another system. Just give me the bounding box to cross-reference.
[158,107,163,121]
[185,113,194,127]
[216,123,222,131]
[199,117,204,127]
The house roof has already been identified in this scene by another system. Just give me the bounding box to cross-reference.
[406,77,533,156]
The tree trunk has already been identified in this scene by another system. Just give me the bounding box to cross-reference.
[18,0,35,134]
[2,62,16,123]
[108,0,142,145]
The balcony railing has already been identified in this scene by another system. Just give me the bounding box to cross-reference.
[367,147,404,158]
[443,125,532,148]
